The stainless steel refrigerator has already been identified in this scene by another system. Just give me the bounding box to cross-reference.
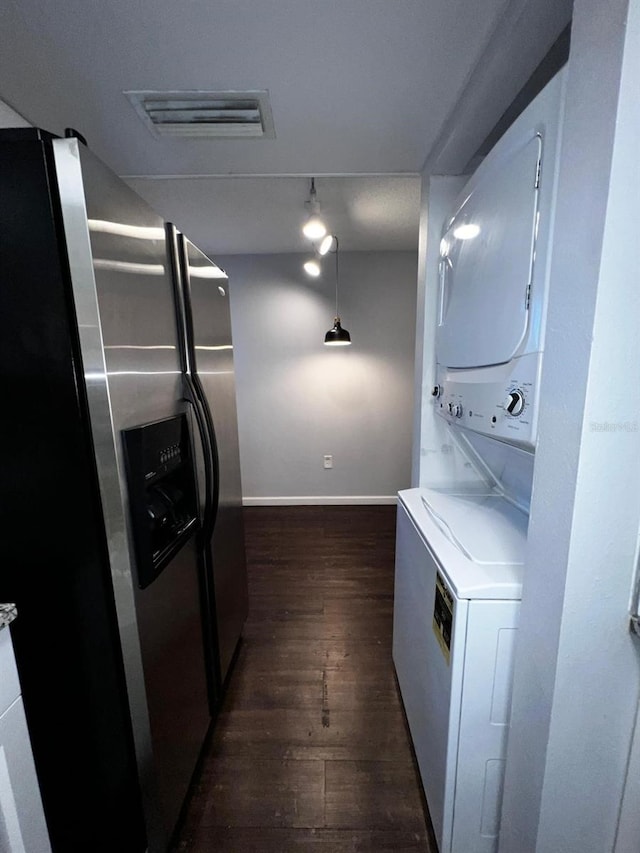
[0,128,248,851]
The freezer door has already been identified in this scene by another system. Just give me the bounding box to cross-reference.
[180,236,248,685]
[53,139,210,848]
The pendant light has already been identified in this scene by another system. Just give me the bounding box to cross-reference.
[302,178,327,241]
[324,237,351,346]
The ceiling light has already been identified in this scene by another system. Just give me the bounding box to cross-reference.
[303,259,321,277]
[323,237,351,347]
[318,234,335,256]
[302,178,327,241]
[453,223,481,240]
[303,216,327,241]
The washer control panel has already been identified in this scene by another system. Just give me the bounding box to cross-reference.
[435,353,541,450]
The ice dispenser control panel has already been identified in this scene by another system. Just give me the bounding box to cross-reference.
[122,414,199,589]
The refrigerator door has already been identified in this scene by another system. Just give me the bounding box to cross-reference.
[52,139,210,847]
[177,235,248,687]
[0,128,147,853]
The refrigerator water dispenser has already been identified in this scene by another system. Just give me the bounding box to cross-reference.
[122,414,199,588]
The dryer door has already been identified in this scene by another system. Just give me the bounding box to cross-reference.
[436,133,542,369]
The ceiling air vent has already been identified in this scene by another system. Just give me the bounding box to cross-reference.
[124,90,275,139]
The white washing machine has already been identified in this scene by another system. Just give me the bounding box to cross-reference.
[434,69,566,450]
[393,488,526,853]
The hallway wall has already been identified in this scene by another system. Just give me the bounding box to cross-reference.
[221,251,417,504]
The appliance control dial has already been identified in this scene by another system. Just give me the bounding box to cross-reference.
[448,402,463,418]
[432,385,442,398]
[504,390,525,417]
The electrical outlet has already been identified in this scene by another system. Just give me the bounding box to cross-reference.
[323,455,333,469]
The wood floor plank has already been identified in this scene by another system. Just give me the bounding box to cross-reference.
[325,760,425,830]
[242,615,392,643]
[237,637,395,674]
[222,667,324,710]
[242,616,329,641]
[324,595,394,618]
[177,827,431,852]
[323,639,397,671]
[195,757,325,828]
[324,668,402,710]
[238,638,331,671]
[210,708,414,762]
[249,593,325,617]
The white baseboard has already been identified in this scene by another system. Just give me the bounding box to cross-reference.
[242,495,398,506]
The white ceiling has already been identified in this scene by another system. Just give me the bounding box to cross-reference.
[0,0,571,256]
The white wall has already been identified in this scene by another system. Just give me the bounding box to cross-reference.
[220,251,417,504]
[0,99,30,128]
[500,0,640,849]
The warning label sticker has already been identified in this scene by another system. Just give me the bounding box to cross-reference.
[433,571,454,665]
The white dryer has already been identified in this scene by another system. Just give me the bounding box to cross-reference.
[434,70,566,450]
[393,488,526,853]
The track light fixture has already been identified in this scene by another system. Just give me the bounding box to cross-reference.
[302,178,327,241]
[318,234,335,256]
[323,237,351,347]
[303,259,321,277]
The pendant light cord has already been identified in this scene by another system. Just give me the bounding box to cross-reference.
[334,237,340,317]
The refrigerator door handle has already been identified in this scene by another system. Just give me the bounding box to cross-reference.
[168,222,220,545]
[192,373,220,542]
[183,376,215,534]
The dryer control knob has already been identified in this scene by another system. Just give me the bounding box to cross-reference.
[504,391,525,416]
[448,402,463,418]
[432,385,442,398]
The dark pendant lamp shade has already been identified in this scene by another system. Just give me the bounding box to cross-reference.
[323,236,352,346]
[324,317,351,346]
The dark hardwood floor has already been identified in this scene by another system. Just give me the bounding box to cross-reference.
[172,505,436,852]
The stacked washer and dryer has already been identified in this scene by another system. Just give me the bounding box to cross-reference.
[393,71,567,853]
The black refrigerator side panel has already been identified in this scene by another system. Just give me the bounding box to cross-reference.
[0,135,146,851]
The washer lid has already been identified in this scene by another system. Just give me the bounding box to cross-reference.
[436,132,542,369]
[398,488,526,599]
[419,489,528,566]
